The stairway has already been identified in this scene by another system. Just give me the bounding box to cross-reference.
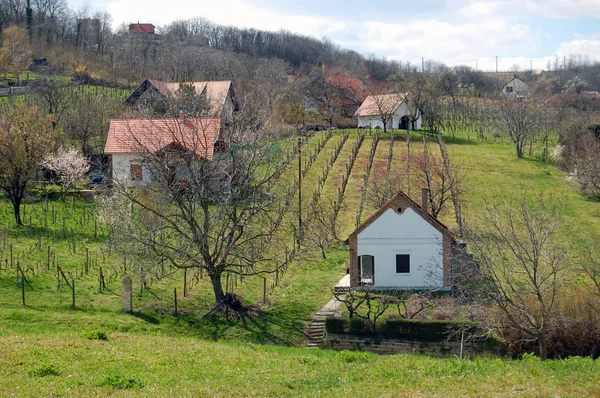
[304,297,342,348]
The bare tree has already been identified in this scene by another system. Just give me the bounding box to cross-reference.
[41,147,90,200]
[102,109,298,307]
[303,75,345,127]
[563,133,600,199]
[413,150,467,219]
[467,192,571,359]
[491,82,553,158]
[304,199,340,259]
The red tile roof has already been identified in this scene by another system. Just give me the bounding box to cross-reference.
[324,73,368,104]
[104,118,220,160]
[129,23,155,33]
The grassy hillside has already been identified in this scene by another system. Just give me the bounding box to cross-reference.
[1,126,599,395]
[1,331,598,397]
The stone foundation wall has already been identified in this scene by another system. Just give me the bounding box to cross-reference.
[325,334,498,358]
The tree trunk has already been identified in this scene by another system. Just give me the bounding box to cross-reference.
[12,197,22,225]
[209,271,226,304]
[538,333,548,360]
[321,247,327,260]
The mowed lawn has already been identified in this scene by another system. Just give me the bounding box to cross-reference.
[0,331,598,397]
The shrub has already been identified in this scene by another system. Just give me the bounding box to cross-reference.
[499,287,600,359]
[325,317,346,334]
[29,363,60,377]
[329,317,483,343]
[100,373,145,389]
[336,350,372,363]
[83,330,109,341]
[349,318,371,335]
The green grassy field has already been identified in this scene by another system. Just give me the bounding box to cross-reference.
[1,126,600,395]
[1,332,598,397]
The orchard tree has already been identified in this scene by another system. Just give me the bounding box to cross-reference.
[491,82,553,158]
[41,147,90,200]
[0,105,56,224]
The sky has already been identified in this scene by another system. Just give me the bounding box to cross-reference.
[68,0,600,71]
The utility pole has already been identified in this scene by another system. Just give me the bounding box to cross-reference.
[297,137,302,248]
[476,59,478,71]
[530,59,532,72]
[422,57,424,72]
[496,56,498,73]
[563,55,567,70]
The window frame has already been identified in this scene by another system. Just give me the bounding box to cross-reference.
[395,254,410,274]
[130,164,143,181]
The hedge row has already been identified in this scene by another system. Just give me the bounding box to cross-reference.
[326,317,483,342]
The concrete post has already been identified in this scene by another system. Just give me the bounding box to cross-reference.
[122,276,132,313]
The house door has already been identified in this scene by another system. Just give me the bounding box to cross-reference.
[360,255,374,285]
[400,115,410,130]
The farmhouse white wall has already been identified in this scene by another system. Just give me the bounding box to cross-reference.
[503,78,529,98]
[357,208,443,289]
[357,101,422,130]
[111,153,152,187]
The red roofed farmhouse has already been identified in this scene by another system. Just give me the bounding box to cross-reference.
[129,23,155,34]
[104,115,221,186]
[348,189,473,291]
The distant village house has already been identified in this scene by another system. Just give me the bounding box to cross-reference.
[124,78,236,123]
[354,93,422,130]
[503,75,529,99]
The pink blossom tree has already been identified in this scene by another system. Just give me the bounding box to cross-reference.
[41,147,90,200]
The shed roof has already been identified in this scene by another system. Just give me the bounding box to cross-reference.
[354,93,408,117]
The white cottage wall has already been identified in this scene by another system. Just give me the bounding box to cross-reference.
[357,208,443,289]
[111,153,152,187]
[357,101,421,130]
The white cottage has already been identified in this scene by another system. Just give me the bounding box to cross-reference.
[347,189,459,291]
[104,115,221,187]
[503,76,529,99]
[354,93,422,130]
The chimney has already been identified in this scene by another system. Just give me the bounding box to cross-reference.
[421,188,429,215]
[179,110,184,123]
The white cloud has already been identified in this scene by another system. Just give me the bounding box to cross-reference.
[524,0,600,19]
[357,17,537,67]
[557,40,600,61]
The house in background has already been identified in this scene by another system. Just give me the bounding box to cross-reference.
[347,189,473,291]
[503,75,529,99]
[124,79,236,123]
[354,93,422,130]
[129,23,155,34]
[104,114,221,186]
[308,62,368,117]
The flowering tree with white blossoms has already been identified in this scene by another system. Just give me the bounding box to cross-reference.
[41,147,90,200]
